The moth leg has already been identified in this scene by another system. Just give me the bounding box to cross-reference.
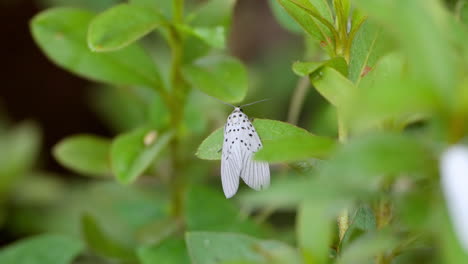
[217,147,222,153]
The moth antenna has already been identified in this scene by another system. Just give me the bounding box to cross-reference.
[239,98,270,108]
[205,94,236,108]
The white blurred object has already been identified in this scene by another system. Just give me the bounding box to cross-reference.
[440,145,468,251]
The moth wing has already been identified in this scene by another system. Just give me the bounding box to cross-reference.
[239,121,270,190]
[221,125,242,198]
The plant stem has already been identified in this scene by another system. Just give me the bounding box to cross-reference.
[168,0,187,220]
[287,77,310,125]
[337,113,349,243]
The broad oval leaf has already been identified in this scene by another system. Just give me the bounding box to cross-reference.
[53,134,111,177]
[137,238,189,264]
[187,0,236,27]
[185,232,301,264]
[111,128,173,184]
[185,185,264,236]
[30,8,162,89]
[196,119,314,160]
[88,4,164,52]
[0,234,83,264]
[255,134,336,162]
[182,55,248,103]
[177,25,225,49]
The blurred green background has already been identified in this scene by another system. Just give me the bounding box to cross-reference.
[1,0,468,263]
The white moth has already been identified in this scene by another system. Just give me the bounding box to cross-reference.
[221,102,270,198]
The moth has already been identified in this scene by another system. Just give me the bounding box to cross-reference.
[221,100,270,198]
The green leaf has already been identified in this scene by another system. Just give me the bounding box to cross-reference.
[293,56,348,77]
[460,2,468,27]
[130,0,172,19]
[0,234,83,264]
[340,205,376,249]
[81,213,137,261]
[111,128,173,184]
[337,233,397,264]
[348,19,390,84]
[30,8,162,89]
[88,4,164,52]
[353,0,456,100]
[296,202,333,263]
[53,134,111,177]
[177,24,225,49]
[0,122,41,195]
[346,53,441,131]
[255,134,336,162]
[297,201,332,264]
[197,119,315,160]
[269,0,302,33]
[188,0,236,27]
[138,238,189,264]
[277,0,334,47]
[311,66,355,107]
[186,232,301,264]
[240,176,352,210]
[321,133,434,193]
[185,185,263,236]
[182,55,248,103]
[90,85,152,133]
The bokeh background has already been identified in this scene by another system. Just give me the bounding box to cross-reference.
[0,0,308,246]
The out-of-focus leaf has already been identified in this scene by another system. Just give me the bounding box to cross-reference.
[18,182,168,244]
[182,55,248,103]
[88,4,164,51]
[186,232,301,264]
[197,119,314,160]
[53,134,111,177]
[90,86,152,133]
[177,24,225,49]
[345,53,441,131]
[138,238,189,264]
[30,8,162,89]
[241,176,352,210]
[321,133,434,192]
[0,234,83,264]
[337,233,397,264]
[188,0,236,27]
[81,213,137,261]
[39,0,119,11]
[269,0,302,33]
[0,122,41,195]
[297,201,332,264]
[111,128,173,184]
[311,66,355,107]
[353,0,456,100]
[460,2,468,26]
[255,134,336,162]
[293,56,348,77]
[340,205,376,249]
[185,185,264,236]
[129,0,172,19]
